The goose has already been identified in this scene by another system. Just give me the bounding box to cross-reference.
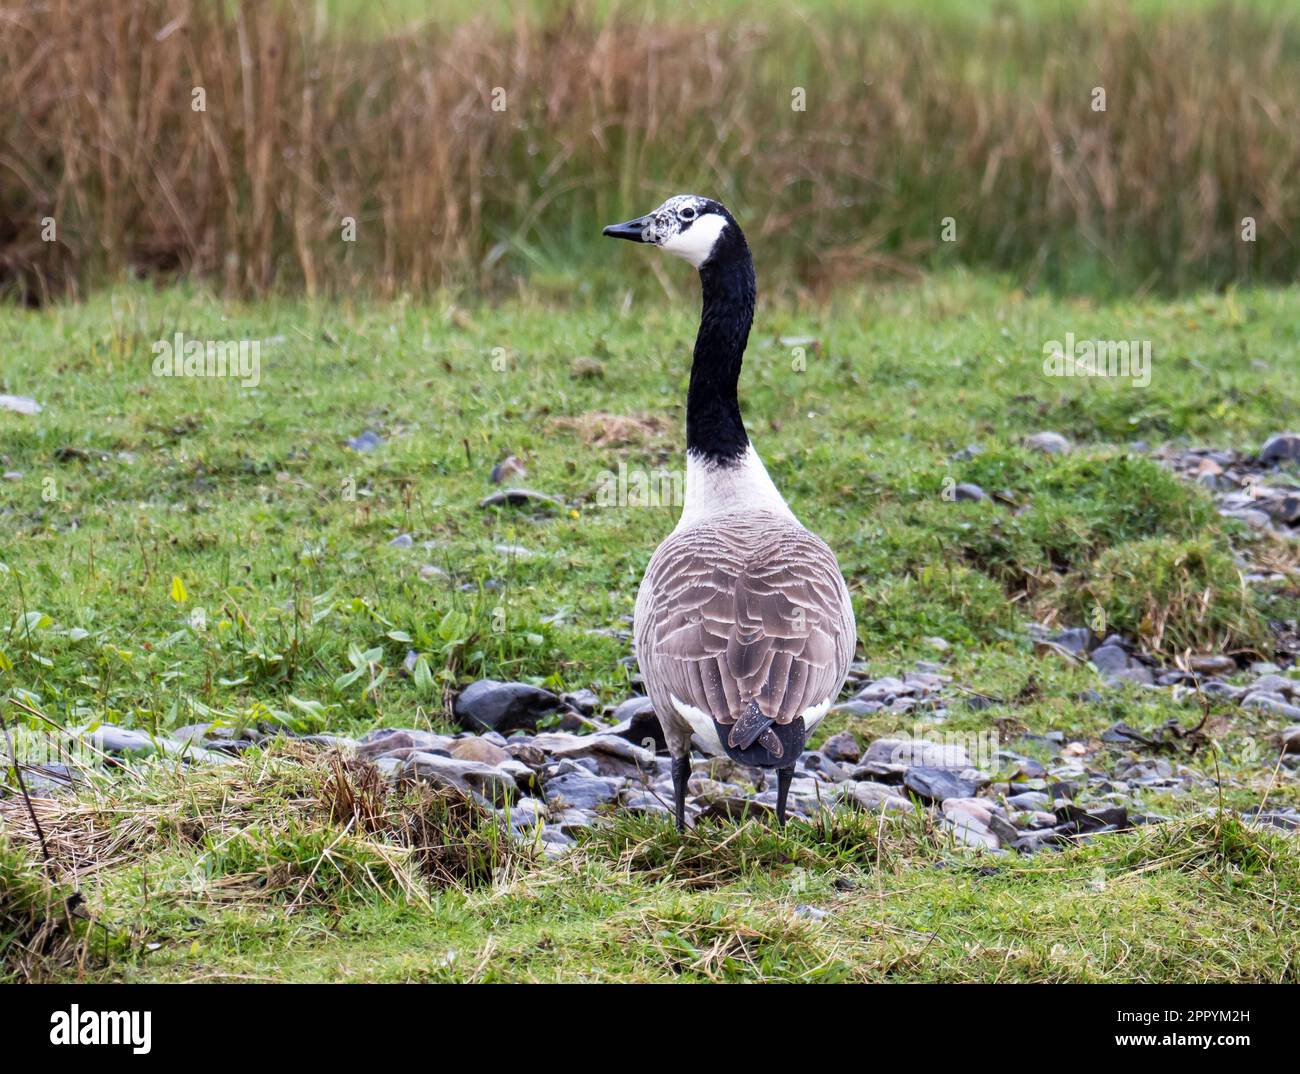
[603,195,857,830]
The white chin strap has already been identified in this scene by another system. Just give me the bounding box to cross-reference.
[660,215,728,269]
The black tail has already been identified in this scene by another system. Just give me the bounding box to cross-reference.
[727,700,774,751]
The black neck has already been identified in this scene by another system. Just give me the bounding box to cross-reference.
[686,225,755,465]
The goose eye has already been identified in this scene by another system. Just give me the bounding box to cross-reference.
[679,206,696,221]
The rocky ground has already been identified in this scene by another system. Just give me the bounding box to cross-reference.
[17,646,1299,861]
[8,431,1300,863]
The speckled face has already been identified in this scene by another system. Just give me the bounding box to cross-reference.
[638,194,712,245]
[603,194,731,269]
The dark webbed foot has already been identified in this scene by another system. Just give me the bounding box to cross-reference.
[671,754,691,833]
[775,765,795,828]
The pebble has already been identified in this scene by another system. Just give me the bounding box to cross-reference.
[489,455,526,484]
[453,679,565,733]
[0,394,43,415]
[478,488,563,509]
[542,770,623,810]
[1024,431,1071,455]
[450,738,512,766]
[345,429,383,452]
[402,752,518,807]
[1259,432,1300,465]
[903,766,988,804]
[1243,694,1300,720]
[1281,726,1300,754]
[820,731,861,763]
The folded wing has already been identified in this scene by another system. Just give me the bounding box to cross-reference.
[634,512,855,733]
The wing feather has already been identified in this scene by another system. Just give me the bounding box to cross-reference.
[634,511,855,733]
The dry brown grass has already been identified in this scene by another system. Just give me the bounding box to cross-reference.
[2,1,1298,302]
[0,742,528,909]
[549,410,671,447]
[0,832,93,982]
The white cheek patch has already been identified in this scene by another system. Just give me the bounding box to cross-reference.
[660,215,727,268]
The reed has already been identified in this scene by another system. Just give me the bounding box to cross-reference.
[2,0,1297,302]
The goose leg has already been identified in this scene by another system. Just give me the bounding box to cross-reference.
[775,765,795,828]
[671,754,691,833]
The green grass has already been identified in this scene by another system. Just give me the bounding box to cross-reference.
[2,273,1299,980]
[7,750,1297,982]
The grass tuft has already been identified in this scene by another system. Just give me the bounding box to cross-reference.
[0,835,91,982]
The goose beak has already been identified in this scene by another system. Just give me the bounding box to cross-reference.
[602,216,651,243]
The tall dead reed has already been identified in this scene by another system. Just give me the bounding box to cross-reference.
[1,0,1297,303]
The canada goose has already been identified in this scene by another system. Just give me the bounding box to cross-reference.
[603,195,856,830]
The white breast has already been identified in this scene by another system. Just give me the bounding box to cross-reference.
[677,445,796,531]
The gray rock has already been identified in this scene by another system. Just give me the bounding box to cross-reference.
[87,724,161,755]
[296,733,360,751]
[606,696,666,752]
[0,394,42,415]
[345,429,383,452]
[1024,431,1071,455]
[953,483,987,502]
[854,676,909,702]
[830,699,884,718]
[1243,808,1299,831]
[552,808,595,836]
[853,737,969,780]
[79,723,232,766]
[1261,493,1300,526]
[1280,726,1300,754]
[453,679,564,733]
[945,816,999,849]
[1243,693,1300,720]
[902,765,987,803]
[802,751,852,783]
[1052,627,1094,655]
[387,533,414,548]
[1013,829,1068,853]
[986,813,1020,845]
[1089,644,1130,674]
[354,728,454,761]
[1112,665,1154,686]
[502,796,547,832]
[1020,810,1060,829]
[1222,508,1273,529]
[498,758,541,792]
[1251,674,1296,698]
[1054,803,1129,834]
[13,764,78,797]
[542,770,622,810]
[531,732,655,777]
[820,731,861,763]
[489,455,526,484]
[1202,680,1247,701]
[478,487,563,509]
[402,752,518,807]
[1259,432,1300,465]
[1006,790,1050,810]
[621,790,671,816]
[700,796,775,822]
[1188,654,1235,674]
[561,688,600,715]
[838,781,913,813]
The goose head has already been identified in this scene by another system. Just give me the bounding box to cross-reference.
[602,194,739,270]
